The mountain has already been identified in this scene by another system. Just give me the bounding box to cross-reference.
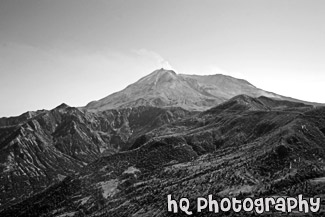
[2,95,325,216]
[0,104,193,210]
[1,69,324,216]
[85,68,313,112]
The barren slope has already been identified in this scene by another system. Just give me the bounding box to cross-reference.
[85,68,300,112]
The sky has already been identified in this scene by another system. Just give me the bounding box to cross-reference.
[0,0,324,117]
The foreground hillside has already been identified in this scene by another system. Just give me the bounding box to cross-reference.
[0,105,192,210]
[3,96,325,216]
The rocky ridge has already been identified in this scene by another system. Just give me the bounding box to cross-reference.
[0,104,192,210]
[2,96,325,216]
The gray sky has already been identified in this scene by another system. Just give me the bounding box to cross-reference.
[0,0,324,117]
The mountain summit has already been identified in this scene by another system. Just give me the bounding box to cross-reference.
[85,68,300,111]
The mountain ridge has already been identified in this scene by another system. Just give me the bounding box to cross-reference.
[1,69,324,216]
[0,103,193,209]
[2,95,325,216]
[85,68,320,112]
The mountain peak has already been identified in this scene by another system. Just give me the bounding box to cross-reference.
[85,69,294,112]
[145,68,176,77]
[153,68,176,74]
[55,103,70,110]
[138,68,177,84]
[149,68,176,78]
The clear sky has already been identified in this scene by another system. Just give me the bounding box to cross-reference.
[0,0,324,117]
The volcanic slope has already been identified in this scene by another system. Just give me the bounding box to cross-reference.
[3,96,325,216]
[85,68,313,112]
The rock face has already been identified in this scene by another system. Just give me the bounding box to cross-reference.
[2,96,325,216]
[85,68,299,112]
[0,104,192,210]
